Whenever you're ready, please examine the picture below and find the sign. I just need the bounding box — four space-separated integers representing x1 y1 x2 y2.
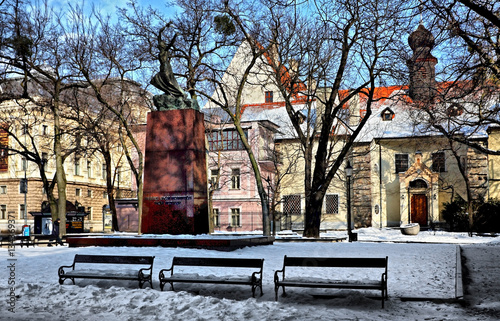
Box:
103 211 112 231
66 215 85 233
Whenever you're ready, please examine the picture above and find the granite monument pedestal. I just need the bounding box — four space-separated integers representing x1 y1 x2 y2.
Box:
141 109 209 235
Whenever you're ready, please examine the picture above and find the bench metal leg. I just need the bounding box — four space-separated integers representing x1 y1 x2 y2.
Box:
381 288 387 308
159 281 174 291
275 285 286 301
59 277 75 285
251 284 263 298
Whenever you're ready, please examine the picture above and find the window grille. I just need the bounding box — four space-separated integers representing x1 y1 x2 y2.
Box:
325 194 339 214
283 194 301 215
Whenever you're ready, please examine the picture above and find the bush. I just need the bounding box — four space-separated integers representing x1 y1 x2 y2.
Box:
442 197 500 233
441 196 470 232
474 199 500 233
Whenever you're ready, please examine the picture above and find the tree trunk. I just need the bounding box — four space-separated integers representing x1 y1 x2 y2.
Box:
136 176 143 235
233 122 270 236
303 193 323 237
53 98 67 237
103 150 119 231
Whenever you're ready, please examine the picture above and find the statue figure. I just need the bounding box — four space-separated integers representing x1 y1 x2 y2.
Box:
150 26 199 111
150 28 186 98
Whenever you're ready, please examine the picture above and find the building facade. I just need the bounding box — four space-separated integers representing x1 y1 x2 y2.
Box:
0 78 147 233
204 25 497 233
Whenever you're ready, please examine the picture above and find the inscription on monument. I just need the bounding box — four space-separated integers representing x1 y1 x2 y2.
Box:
144 193 195 218
145 195 193 206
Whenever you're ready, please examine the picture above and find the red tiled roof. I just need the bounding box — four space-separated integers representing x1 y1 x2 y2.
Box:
256 42 307 95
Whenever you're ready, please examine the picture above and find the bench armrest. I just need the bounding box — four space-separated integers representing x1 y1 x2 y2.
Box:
58 264 75 276
158 266 174 280
381 271 387 284
274 268 284 283
138 266 152 277
251 269 262 283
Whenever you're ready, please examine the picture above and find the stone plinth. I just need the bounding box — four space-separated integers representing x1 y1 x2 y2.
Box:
141 109 209 235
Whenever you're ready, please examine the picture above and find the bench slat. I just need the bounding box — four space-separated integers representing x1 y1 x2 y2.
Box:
283 256 387 268
172 257 263 268
74 254 154 265
277 281 383 289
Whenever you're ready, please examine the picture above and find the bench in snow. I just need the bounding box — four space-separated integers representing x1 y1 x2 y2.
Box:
58 254 155 289
274 256 388 308
158 257 264 297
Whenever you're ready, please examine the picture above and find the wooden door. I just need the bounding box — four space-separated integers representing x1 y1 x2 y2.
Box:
411 194 428 226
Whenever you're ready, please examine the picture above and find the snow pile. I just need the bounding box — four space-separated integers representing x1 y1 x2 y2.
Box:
1 228 499 320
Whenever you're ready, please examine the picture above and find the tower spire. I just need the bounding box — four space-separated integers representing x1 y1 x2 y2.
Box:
407 24 438 102
419 0 423 25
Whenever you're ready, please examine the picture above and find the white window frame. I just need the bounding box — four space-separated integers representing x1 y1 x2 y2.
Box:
231 168 241 189
230 208 241 227
74 157 81 176
213 208 220 227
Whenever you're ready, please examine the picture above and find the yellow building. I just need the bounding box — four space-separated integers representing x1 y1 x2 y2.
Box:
487 126 500 199
0 78 148 233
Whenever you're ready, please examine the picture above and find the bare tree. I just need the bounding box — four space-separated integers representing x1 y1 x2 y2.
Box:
65 81 138 232
118 0 279 234
406 0 500 231
63 5 152 234
419 0 500 154
0 0 93 236
248 0 412 237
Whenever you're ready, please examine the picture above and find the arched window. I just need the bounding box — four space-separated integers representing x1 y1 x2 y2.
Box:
410 179 427 189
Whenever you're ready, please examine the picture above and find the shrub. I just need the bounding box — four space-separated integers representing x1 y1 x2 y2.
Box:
474 199 500 233
441 196 470 232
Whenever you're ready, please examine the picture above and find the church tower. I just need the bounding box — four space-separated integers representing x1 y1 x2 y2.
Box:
407 24 438 102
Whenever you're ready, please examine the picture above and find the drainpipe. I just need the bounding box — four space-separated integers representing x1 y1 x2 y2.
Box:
379 142 383 228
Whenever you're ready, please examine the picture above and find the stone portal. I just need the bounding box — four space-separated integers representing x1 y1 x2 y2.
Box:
141 109 209 234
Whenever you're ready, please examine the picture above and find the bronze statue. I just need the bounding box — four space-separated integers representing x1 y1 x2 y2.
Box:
150 25 199 111
150 27 186 98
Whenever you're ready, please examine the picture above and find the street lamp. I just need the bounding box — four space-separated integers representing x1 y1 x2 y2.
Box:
345 161 354 242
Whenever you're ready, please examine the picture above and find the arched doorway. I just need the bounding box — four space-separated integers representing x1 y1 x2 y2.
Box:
410 179 428 226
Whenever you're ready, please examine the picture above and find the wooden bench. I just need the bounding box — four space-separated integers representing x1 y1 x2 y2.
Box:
274 256 388 308
0 234 66 247
159 257 264 297
58 254 155 289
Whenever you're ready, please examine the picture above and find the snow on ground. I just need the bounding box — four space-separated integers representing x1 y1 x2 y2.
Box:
2 228 500 321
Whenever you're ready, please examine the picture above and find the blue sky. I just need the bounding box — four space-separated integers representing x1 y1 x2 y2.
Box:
46 0 178 18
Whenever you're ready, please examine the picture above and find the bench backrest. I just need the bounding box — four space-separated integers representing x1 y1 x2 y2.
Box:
74 254 155 265
282 256 387 269
172 257 263 268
